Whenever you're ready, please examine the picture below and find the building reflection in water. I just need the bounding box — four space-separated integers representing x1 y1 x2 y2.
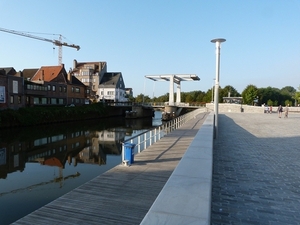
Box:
0 116 153 180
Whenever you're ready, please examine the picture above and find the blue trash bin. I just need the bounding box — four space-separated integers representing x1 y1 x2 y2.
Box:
124 143 136 164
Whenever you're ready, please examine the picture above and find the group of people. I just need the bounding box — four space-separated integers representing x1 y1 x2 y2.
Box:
265 105 273 114
277 104 289 118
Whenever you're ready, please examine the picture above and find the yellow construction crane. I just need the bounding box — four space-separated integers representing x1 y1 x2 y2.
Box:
0 27 80 65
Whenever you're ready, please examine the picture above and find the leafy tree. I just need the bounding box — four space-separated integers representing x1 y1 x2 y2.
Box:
135 94 151 103
267 99 273 106
281 86 296 96
241 85 258 105
258 87 280 106
284 100 292 106
128 95 135 102
293 85 300 106
219 85 240 103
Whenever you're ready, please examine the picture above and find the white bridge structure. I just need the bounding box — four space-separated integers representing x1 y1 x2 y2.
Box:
145 74 200 105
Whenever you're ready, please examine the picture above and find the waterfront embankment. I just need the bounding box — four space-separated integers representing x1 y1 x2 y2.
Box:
0 103 131 128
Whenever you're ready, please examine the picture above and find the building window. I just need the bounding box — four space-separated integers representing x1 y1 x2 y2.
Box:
10 95 14 103
13 80 18 94
52 85 56 91
51 98 56 104
75 87 80 93
64 87 66 92
59 86 62 92
72 87 74 92
108 91 114 95
48 85 51 90
33 97 39 104
18 96 21 104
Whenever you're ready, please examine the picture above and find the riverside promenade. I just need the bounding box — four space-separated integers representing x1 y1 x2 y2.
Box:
13 111 210 225
12 111 300 224
211 113 300 224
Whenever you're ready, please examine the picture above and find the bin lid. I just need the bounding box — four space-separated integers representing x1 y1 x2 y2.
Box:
124 143 136 148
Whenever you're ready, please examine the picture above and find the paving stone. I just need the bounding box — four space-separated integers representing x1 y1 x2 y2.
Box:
211 113 300 225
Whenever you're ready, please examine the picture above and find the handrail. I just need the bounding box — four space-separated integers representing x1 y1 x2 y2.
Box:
121 108 207 164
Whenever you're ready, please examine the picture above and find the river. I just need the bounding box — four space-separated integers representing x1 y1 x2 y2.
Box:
0 111 162 225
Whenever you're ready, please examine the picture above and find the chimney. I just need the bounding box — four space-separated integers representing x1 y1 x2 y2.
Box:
73 59 77 69
67 72 72 84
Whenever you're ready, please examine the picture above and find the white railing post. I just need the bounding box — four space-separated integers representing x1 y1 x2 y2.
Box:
144 133 147 150
138 136 141 153
122 143 125 162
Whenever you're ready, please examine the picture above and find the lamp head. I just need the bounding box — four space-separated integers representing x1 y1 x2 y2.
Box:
211 38 226 43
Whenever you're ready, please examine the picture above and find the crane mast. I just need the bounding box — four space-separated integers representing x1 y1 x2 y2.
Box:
0 27 80 65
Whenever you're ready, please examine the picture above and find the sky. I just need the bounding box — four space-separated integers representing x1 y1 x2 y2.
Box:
1 0 300 97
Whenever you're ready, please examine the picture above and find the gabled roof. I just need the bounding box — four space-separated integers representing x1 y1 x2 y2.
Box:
32 64 85 87
21 68 39 80
0 67 17 75
32 65 66 82
101 72 122 87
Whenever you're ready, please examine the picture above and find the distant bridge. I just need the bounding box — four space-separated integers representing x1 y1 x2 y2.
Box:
145 74 200 106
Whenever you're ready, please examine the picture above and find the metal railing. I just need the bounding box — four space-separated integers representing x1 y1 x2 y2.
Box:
121 108 207 164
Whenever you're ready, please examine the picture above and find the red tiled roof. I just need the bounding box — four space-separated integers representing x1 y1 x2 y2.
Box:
32 65 66 82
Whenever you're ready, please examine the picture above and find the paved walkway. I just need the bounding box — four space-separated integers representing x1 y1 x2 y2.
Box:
211 113 300 225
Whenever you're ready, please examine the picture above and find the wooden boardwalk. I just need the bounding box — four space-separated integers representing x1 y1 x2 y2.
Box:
13 112 208 225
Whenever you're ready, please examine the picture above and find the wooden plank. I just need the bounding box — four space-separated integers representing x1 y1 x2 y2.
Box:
13 113 208 225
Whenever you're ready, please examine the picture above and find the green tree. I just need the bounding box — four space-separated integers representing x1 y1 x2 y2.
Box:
267 99 273 106
292 85 300 106
135 94 151 103
219 85 240 103
281 86 296 96
242 85 258 105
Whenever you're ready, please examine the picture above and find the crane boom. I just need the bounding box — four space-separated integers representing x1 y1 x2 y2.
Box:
0 27 80 65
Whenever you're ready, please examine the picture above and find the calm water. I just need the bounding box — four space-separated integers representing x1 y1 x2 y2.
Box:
0 111 162 225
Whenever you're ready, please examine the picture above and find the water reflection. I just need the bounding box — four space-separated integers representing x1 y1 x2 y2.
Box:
0 116 154 179
0 112 161 225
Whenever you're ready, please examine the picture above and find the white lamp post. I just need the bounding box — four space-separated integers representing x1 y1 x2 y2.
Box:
211 78 215 102
211 38 226 138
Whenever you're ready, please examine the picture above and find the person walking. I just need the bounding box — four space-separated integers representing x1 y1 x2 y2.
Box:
284 104 289 118
269 105 273 114
278 105 283 118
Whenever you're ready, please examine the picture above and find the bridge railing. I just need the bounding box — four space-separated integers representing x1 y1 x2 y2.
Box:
105 101 205 108
121 108 207 164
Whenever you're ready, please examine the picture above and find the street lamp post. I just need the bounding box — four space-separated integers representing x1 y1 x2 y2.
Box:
211 78 215 102
211 38 226 138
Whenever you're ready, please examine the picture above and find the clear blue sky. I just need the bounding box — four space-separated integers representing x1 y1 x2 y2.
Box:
1 0 300 97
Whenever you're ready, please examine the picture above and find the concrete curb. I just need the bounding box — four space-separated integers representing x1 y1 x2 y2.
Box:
140 112 214 225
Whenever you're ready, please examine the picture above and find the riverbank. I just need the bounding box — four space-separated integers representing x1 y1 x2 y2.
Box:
0 103 131 128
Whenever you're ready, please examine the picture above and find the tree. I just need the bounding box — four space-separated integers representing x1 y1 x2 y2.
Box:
281 86 296 96
294 85 300 106
219 85 240 103
135 94 151 103
258 87 280 106
267 99 273 106
241 85 258 105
